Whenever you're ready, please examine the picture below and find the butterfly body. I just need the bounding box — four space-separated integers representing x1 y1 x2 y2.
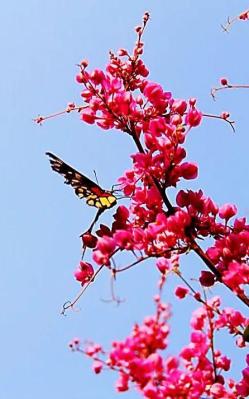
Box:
46 152 117 210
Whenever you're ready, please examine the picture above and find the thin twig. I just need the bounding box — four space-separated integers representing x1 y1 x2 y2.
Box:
61 265 105 315
203 290 218 381
116 256 149 273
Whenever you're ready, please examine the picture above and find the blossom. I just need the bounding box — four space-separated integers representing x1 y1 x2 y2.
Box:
219 203 237 221
74 261 94 283
199 271 215 287
175 286 189 299
185 108 202 127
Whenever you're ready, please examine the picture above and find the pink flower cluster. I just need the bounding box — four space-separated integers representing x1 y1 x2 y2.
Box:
73 18 248 324
76 51 202 136
60 13 249 399
206 216 249 295
71 295 248 399
236 354 249 397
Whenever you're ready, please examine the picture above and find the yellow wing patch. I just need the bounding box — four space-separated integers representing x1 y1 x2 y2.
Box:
46 152 117 210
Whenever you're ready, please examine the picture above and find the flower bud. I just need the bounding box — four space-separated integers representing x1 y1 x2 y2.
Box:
81 232 97 248
199 271 215 287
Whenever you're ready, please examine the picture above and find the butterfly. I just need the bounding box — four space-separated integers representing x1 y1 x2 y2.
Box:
46 152 117 210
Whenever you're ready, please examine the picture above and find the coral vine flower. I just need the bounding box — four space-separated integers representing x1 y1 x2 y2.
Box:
185 107 202 127
55 14 249 399
74 261 94 283
175 286 189 299
78 294 244 398
199 271 215 287
219 203 237 221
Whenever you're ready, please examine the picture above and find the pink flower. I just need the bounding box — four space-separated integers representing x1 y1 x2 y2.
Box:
96 236 116 254
171 99 187 115
199 271 215 287
239 11 249 20
75 73 84 83
92 250 110 266
114 205 129 222
156 258 171 274
113 230 134 250
116 373 129 392
74 261 94 283
148 117 167 136
210 383 226 397
206 247 220 263
143 381 158 399
219 203 237 221
81 108 96 124
175 286 189 299
180 162 198 179
92 360 103 374
165 356 179 370
185 108 202 127
81 231 97 248
220 77 228 86
143 81 171 110
90 69 105 84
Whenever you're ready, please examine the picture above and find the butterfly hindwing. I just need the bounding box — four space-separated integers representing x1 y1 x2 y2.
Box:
46 152 117 209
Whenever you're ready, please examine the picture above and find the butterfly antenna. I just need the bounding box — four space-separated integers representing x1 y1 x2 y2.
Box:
93 170 99 185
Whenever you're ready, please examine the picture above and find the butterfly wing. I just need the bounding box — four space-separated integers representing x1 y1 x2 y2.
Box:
46 152 117 209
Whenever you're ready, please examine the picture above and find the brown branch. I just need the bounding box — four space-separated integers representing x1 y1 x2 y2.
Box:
190 239 249 308
211 83 249 100
130 129 174 213
34 104 85 124
176 272 245 339
202 112 235 133
61 265 105 315
61 250 120 314
115 256 149 273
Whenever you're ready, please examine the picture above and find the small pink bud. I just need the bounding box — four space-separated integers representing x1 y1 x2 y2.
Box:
135 25 142 33
156 258 171 274
90 69 105 84
92 360 103 374
221 111 230 119
81 109 95 124
136 95 143 106
199 271 215 287
239 11 249 20
67 102 75 111
116 373 129 392
175 286 189 299
75 73 84 83
81 232 97 248
80 59 89 68
172 99 187 115
220 77 228 86
143 12 150 22
189 98 196 106
180 162 198 179
176 190 188 207
117 48 128 56
219 203 237 221
74 261 94 283
185 109 202 127
194 292 201 301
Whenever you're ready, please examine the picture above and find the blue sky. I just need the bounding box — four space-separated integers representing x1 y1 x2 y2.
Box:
1 1 249 398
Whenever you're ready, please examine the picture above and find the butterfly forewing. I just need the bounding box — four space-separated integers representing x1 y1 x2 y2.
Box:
46 152 117 209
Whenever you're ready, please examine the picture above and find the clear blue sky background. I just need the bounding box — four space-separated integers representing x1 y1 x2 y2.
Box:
1 1 249 398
